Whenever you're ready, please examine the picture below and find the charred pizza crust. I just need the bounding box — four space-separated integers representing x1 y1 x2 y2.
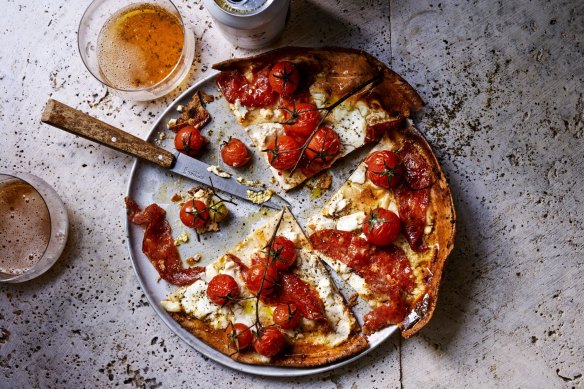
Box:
162 209 368 366
306 124 455 338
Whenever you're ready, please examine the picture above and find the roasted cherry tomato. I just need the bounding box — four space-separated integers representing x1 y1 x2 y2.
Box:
305 126 341 164
264 135 302 171
273 303 301 330
207 274 240 306
363 208 402 246
266 236 297 270
221 137 251 168
269 61 300 96
365 150 403 188
179 199 209 229
253 327 287 357
282 102 320 138
244 262 278 296
174 126 205 157
225 322 253 351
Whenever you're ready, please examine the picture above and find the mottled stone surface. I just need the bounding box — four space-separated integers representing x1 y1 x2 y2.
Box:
0 0 582 388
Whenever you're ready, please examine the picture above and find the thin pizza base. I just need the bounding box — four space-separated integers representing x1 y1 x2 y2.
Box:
213 47 424 191
306 124 455 338
162 208 368 366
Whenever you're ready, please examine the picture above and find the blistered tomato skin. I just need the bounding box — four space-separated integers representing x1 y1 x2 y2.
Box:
179 200 209 229
365 150 403 189
174 126 205 157
243 262 279 296
363 208 402 247
305 126 341 164
221 137 251 168
282 102 320 138
207 274 240 306
269 61 300 96
253 327 287 357
216 68 277 108
267 236 297 270
225 323 253 351
264 135 302 171
273 304 301 330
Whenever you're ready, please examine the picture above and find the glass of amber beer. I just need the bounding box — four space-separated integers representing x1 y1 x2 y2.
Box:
78 0 195 101
0 173 68 283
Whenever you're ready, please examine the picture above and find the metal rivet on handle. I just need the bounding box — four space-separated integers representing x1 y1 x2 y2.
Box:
111 137 117 143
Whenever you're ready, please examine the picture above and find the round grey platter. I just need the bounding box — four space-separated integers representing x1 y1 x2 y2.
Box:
125 73 397 376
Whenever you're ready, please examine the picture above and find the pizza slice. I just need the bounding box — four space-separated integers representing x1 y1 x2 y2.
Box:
161 208 368 366
306 124 455 337
212 47 423 190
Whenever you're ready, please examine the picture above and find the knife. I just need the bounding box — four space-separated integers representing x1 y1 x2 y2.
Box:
40 99 288 210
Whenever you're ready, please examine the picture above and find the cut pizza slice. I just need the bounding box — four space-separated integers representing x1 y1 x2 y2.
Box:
212 47 424 190
306 124 455 337
161 208 368 367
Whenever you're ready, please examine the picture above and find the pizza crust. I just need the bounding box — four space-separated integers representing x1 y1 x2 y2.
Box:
212 46 424 119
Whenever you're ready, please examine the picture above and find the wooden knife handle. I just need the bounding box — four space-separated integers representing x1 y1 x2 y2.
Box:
41 99 174 168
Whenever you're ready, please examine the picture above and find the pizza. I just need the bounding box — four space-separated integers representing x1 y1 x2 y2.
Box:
306 124 455 337
129 202 368 366
126 47 456 366
212 47 423 190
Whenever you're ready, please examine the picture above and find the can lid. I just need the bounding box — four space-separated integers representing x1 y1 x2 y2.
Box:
215 0 272 15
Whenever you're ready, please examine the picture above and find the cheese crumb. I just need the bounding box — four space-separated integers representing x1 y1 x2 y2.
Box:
236 177 265 188
174 231 190 246
207 165 232 178
167 118 177 129
246 189 274 204
186 254 202 266
176 104 184 112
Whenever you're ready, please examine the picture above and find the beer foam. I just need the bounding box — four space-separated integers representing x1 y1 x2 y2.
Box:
0 181 51 275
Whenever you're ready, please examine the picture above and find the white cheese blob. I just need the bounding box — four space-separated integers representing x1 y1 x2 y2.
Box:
230 100 248 123
330 105 367 153
207 165 232 178
350 165 367 185
336 211 366 232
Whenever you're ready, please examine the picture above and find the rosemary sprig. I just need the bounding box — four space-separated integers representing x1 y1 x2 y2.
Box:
253 209 286 330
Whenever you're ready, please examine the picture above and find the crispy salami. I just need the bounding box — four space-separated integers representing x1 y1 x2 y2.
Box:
126 198 204 286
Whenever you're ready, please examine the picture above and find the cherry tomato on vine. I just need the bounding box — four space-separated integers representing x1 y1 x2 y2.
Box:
253 327 287 357
221 137 251 168
281 102 320 138
179 199 209 229
244 262 278 296
174 126 205 157
365 150 403 188
305 126 341 164
266 236 297 270
273 304 301 330
207 274 240 306
269 61 300 96
363 208 402 246
225 322 253 351
264 135 302 171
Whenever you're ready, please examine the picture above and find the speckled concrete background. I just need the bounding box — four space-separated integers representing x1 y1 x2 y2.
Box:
1 0 582 388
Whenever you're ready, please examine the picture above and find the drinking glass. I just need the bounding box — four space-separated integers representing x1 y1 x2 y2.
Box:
78 0 195 101
0 173 68 283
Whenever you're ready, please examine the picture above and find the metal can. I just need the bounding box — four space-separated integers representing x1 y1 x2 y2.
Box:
203 0 290 49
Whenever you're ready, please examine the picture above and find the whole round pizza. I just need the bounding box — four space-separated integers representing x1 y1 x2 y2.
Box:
127 47 455 368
